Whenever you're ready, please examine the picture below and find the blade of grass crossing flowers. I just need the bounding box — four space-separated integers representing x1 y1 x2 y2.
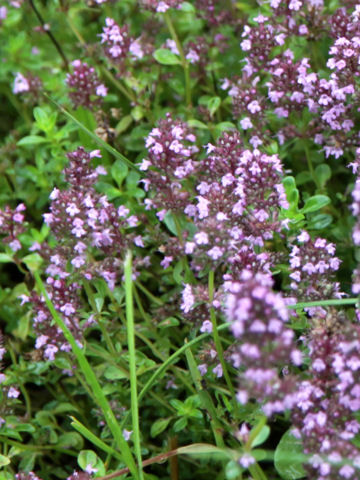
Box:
33 272 139 480
185 343 225 448
120 295 355 428
44 94 139 172
124 250 144 480
70 417 123 462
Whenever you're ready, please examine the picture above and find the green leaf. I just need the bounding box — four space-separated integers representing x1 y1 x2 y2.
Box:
19 451 36 472
115 115 133 134
180 1 195 12
307 213 333 230
111 160 128 187
173 416 188 432
213 122 236 136
151 417 172 437
207 96 221 116
178 443 231 459
251 425 270 448
21 253 43 272
153 48 181 65
17 135 47 146
300 194 331 214
33 106 48 126
0 254 13 263
0 454 11 467
225 460 243 479
33 107 56 133
131 106 144 121
187 119 209 130
315 164 331 187
52 402 78 414
57 432 84 449
173 259 184 284
78 450 97 470
274 429 306 480
104 365 128 380
158 317 180 328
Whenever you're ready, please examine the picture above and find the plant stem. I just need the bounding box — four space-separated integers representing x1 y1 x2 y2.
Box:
29 0 69 70
34 271 139 480
83 280 117 356
124 251 144 480
163 11 192 109
97 448 181 480
185 344 225 448
289 297 359 309
135 280 164 306
208 270 235 398
66 12 86 46
304 143 320 189
6 342 32 418
100 66 137 104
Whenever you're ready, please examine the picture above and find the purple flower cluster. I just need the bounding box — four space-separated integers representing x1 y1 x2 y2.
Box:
141 113 198 219
12 72 42 103
183 133 288 269
139 0 183 13
221 3 360 158
26 147 144 359
15 474 42 480
225 270 301 416
43 147 141 281
66 60 107 110
289 231 342 313
100 18 143 72
0 203 26 252
291 314 360 479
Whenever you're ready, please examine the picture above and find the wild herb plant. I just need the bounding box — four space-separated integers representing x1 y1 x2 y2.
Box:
1 0 360 479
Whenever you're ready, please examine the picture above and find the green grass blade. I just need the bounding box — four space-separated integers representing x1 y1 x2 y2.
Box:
33 272 139 480
44 94 139 172
70 417 123 461
288 298 358 309
124 251 144 480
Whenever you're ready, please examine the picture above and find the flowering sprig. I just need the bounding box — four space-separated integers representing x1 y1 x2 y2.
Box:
184 135 288 269
0 203 26 253
288 231 343 315
141 113 198 219
225 270 302 417
291 311 360 480
66 60 107 110
26 147 144 359
100 18 144 72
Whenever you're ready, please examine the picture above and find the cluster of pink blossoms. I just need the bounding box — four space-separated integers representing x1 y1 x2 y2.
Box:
139 0 183 12
289 231 342 312
23 147 145 360
291 314 360 480
0 203 26 252
183 133 288 269
13 72 42 103
99 18 143 72
66 60 107 110
225 270 301 416
140 113 198 219
221 2 360 158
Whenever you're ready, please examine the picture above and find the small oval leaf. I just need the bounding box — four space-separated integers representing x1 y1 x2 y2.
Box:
153 49 181 65
274 429 306 480
301 194 330 214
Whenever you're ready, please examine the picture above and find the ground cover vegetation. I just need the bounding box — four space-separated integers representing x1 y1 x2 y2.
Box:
0 0 360 478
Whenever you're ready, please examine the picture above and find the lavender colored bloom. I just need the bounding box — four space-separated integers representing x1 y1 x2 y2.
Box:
66 60 107 110
226 271 301 415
